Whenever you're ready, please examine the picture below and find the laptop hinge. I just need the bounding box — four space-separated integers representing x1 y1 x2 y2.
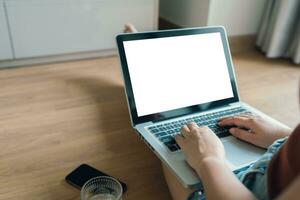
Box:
151 102 242 123
229 101 241 106
152 115 184 123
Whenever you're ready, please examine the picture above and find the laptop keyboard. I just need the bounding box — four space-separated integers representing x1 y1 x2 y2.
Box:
147 107 250 152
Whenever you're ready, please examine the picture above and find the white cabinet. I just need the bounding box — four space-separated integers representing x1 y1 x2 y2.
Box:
0 0 13 60
6 0 158 59
160 0 266 36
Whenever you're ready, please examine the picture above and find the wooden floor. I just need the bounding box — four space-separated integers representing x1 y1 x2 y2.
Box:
0 51 299 200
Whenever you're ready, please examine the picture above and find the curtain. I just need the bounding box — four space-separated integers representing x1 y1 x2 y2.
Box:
256 0 300 64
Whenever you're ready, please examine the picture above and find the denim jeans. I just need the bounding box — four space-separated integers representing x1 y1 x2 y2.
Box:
187 137 287 200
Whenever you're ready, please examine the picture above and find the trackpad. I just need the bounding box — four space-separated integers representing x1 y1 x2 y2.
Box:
222 137 265 168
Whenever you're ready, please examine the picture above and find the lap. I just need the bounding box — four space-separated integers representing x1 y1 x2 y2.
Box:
162 163 195 200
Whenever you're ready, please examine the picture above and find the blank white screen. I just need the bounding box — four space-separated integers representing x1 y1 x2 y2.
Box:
124 33 234 117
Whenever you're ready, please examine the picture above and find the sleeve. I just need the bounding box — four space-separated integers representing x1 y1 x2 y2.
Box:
267 124 300 199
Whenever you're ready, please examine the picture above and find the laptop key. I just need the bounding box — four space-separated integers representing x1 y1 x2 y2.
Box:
155 132 166 137
217 131 230 138
168 145 178 152
160 136 173 143
158 127 164 131
202 121 210 125
164 140 180 151
151 128 159 133
164 139 175 146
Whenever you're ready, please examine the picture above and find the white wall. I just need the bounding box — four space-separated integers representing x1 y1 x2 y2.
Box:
160 0 267 36
0 0 13 60
207 0 267 36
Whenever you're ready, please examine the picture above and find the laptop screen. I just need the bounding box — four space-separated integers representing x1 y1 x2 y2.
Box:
123 32 234 117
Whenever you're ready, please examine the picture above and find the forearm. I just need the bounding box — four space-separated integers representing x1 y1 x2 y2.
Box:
281 126 292 137
196 158 257 200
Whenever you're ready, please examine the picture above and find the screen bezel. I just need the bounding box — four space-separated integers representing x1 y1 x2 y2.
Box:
116 26 239 125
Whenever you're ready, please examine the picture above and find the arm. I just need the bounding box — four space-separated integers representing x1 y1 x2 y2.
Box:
175 124 257 200
276 175 300 200
196 158 256 200
175 114 292 200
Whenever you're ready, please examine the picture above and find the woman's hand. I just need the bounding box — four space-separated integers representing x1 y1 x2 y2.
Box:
218 114 291 148
175 123 226 176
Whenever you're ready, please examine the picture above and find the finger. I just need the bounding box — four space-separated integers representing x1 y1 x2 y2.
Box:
218 115 235 121
229 128 255 144
240 114 261 121
219 112 257 122
180 125 190 138
192 125 209 137
187 122 198 132
198 125 210 132
219 114 251 122
202 126 216 137
238 112 257 118
175 134 185 147
218 116 253 129
238 114 253 119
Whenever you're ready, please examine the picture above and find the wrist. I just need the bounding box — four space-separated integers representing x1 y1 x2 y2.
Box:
277 125 292 137
282 127 292 136
195 157 228 178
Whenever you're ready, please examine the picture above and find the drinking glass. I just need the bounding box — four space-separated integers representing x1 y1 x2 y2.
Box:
81 176 123 200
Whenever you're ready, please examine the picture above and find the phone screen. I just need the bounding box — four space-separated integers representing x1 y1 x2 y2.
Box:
65 164 127 192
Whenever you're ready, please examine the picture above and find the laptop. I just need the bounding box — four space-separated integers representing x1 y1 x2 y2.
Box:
116 26 288 188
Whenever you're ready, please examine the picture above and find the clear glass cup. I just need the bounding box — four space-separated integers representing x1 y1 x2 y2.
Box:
81 176 123 200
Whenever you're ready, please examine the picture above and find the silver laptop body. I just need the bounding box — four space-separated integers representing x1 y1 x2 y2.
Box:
116 26 289 188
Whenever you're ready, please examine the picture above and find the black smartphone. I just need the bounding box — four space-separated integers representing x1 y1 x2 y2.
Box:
65 164 127 193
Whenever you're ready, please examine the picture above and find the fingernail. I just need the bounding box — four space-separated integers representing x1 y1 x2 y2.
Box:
229 128 235 134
